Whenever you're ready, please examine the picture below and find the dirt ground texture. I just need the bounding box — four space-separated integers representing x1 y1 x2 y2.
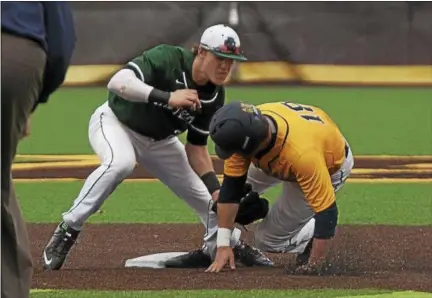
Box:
30 224 432 291
19 156 432 292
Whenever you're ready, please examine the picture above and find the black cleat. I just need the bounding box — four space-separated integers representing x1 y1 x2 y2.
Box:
42 221 80 270
164 248 212 268
234 240 274 267
295 238 314 267
164 241 274 268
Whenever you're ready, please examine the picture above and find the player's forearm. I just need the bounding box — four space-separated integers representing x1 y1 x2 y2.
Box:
309 201 338 265
185 143 220 197
185 143 214 177
216 203 239 247
107 69 170 104
216 175 246 246
217 203 239 229
308 238 331 264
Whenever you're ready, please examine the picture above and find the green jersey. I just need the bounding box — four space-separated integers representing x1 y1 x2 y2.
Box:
108 44 225 143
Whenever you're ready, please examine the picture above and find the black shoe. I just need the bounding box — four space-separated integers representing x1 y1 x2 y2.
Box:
164 248 212 268
234 240 274 267
42 221 80 270
295 238 313 267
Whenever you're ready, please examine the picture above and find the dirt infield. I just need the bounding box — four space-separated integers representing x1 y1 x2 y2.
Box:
30 224 432 291
21 155 432 292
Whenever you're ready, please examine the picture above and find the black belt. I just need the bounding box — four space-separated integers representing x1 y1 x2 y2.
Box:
345 144 349 158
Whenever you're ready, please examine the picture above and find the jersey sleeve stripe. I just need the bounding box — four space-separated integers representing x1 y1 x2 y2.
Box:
127 62 144 81
189 124 209 135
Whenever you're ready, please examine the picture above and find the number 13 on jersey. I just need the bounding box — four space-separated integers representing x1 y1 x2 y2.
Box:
281 102 325 124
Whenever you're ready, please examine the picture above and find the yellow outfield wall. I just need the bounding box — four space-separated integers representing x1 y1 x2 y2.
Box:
63 63 432 87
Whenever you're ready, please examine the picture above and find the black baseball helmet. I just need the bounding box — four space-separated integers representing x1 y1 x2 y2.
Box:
209 101 269 160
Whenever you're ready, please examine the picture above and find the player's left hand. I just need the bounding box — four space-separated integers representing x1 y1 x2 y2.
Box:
294 262 325 276
205 246 235 273
293 238 331 275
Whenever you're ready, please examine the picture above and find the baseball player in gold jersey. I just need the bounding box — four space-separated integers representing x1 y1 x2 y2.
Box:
205 100 354 274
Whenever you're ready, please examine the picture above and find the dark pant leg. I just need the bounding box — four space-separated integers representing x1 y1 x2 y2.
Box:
1 32 46 298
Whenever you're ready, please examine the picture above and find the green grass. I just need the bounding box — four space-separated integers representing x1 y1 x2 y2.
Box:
17 86 432 297
18 86 432 155
17 181 432 225
29 289 432 298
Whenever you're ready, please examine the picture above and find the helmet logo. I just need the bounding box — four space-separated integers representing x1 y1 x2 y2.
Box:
218 36 240 54
240 102 260 118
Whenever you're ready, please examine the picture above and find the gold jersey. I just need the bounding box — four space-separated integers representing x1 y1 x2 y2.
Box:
224 101 347 212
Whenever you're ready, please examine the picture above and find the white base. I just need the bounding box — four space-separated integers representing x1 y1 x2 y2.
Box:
124 252 189 269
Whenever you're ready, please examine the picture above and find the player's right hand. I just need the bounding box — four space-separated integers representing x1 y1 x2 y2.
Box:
205 246 236 273
168 89 201 110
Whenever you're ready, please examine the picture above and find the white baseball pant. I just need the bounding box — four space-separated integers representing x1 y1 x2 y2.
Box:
62 101 241 253
247 143 354 254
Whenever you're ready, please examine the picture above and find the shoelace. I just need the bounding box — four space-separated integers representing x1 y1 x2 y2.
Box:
250 246 266 257
54 230 76 255
240 242 266 257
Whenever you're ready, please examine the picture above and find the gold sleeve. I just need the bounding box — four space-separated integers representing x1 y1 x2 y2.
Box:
223 154 251 177
292 151 336 213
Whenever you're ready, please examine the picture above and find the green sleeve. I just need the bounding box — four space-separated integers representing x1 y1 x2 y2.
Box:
124 44 180 85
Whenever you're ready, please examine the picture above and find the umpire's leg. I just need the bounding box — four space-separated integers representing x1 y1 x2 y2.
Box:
1 32 46 298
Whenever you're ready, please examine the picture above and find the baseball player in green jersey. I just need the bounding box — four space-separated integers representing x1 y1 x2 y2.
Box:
42 24 273 270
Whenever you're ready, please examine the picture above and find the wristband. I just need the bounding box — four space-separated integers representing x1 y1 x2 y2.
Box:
217 228 232 247
201 171 221 195
148 88 170 105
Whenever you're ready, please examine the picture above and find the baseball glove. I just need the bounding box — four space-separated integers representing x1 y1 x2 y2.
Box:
212 183 269 226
